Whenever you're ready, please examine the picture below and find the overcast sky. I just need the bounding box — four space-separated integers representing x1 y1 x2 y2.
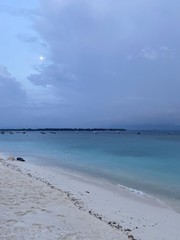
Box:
0 0 180 129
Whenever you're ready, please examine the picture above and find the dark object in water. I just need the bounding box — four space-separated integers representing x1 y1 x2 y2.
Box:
16 157 25 162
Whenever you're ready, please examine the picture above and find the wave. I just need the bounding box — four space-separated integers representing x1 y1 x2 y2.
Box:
117 184 147 196
117 184 170 209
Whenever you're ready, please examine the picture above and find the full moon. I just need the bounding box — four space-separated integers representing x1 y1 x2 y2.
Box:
39 56 44 61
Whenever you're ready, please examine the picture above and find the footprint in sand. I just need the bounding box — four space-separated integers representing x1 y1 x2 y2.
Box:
47 225 55 232
57 214 65 217
41 208 51 213
62 233 89 240
32 223 42 228
15 210 33 216
7 219 18 224
62 234 78 240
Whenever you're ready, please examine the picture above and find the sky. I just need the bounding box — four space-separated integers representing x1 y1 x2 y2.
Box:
0 0 180 129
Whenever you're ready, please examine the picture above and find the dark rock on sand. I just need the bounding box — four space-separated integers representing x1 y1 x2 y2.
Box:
16 157 25 162
124 228 131 232
128 234 138 240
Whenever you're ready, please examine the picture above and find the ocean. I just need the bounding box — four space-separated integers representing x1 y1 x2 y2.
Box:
0 130 180 212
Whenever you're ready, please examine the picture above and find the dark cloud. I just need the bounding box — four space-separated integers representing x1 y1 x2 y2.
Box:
16 33 48 48
0 66 27 107
28 63 78 86
25 0 180 128
0 66 29 127
16 33 38 43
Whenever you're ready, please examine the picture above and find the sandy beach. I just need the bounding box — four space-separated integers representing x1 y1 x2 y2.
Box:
0 157 180 240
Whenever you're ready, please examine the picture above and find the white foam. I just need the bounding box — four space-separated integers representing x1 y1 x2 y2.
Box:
117 184 146 196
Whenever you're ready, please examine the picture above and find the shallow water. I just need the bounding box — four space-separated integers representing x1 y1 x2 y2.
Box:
0 130 180 212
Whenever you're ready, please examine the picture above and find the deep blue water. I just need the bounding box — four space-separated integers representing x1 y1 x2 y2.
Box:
0 130 180 211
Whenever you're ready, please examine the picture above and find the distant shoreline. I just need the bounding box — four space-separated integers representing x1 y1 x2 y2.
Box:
0 128 126 132
1 128 180 132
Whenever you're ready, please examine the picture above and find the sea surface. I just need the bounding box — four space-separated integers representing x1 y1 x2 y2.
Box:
0 130 180 212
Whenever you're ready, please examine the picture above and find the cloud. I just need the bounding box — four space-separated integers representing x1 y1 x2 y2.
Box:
140 48 158 61
32 0 180 72
0 65 29 127
16 33 48 48
23 0 180 128
0 65 66 128
28 63 78 86
0 65 27 107
0 4 38 19
137 47 176 61
16 33 38 43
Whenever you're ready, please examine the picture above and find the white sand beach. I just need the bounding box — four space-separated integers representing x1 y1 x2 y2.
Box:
0 157 180 240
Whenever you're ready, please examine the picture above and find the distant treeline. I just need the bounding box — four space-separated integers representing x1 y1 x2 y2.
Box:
0 128 126 132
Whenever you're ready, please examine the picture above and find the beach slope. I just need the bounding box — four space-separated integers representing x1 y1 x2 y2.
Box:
1 159 180 240
0 162 126 240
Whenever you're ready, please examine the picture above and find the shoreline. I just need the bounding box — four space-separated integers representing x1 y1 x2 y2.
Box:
1 150 177 212
2 152 170 210
1 156 180 240
7 151 180 213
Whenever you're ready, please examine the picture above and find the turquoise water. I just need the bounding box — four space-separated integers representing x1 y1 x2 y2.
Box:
0 131 180 211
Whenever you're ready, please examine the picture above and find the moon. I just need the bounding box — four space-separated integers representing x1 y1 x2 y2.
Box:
39 56 44 61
